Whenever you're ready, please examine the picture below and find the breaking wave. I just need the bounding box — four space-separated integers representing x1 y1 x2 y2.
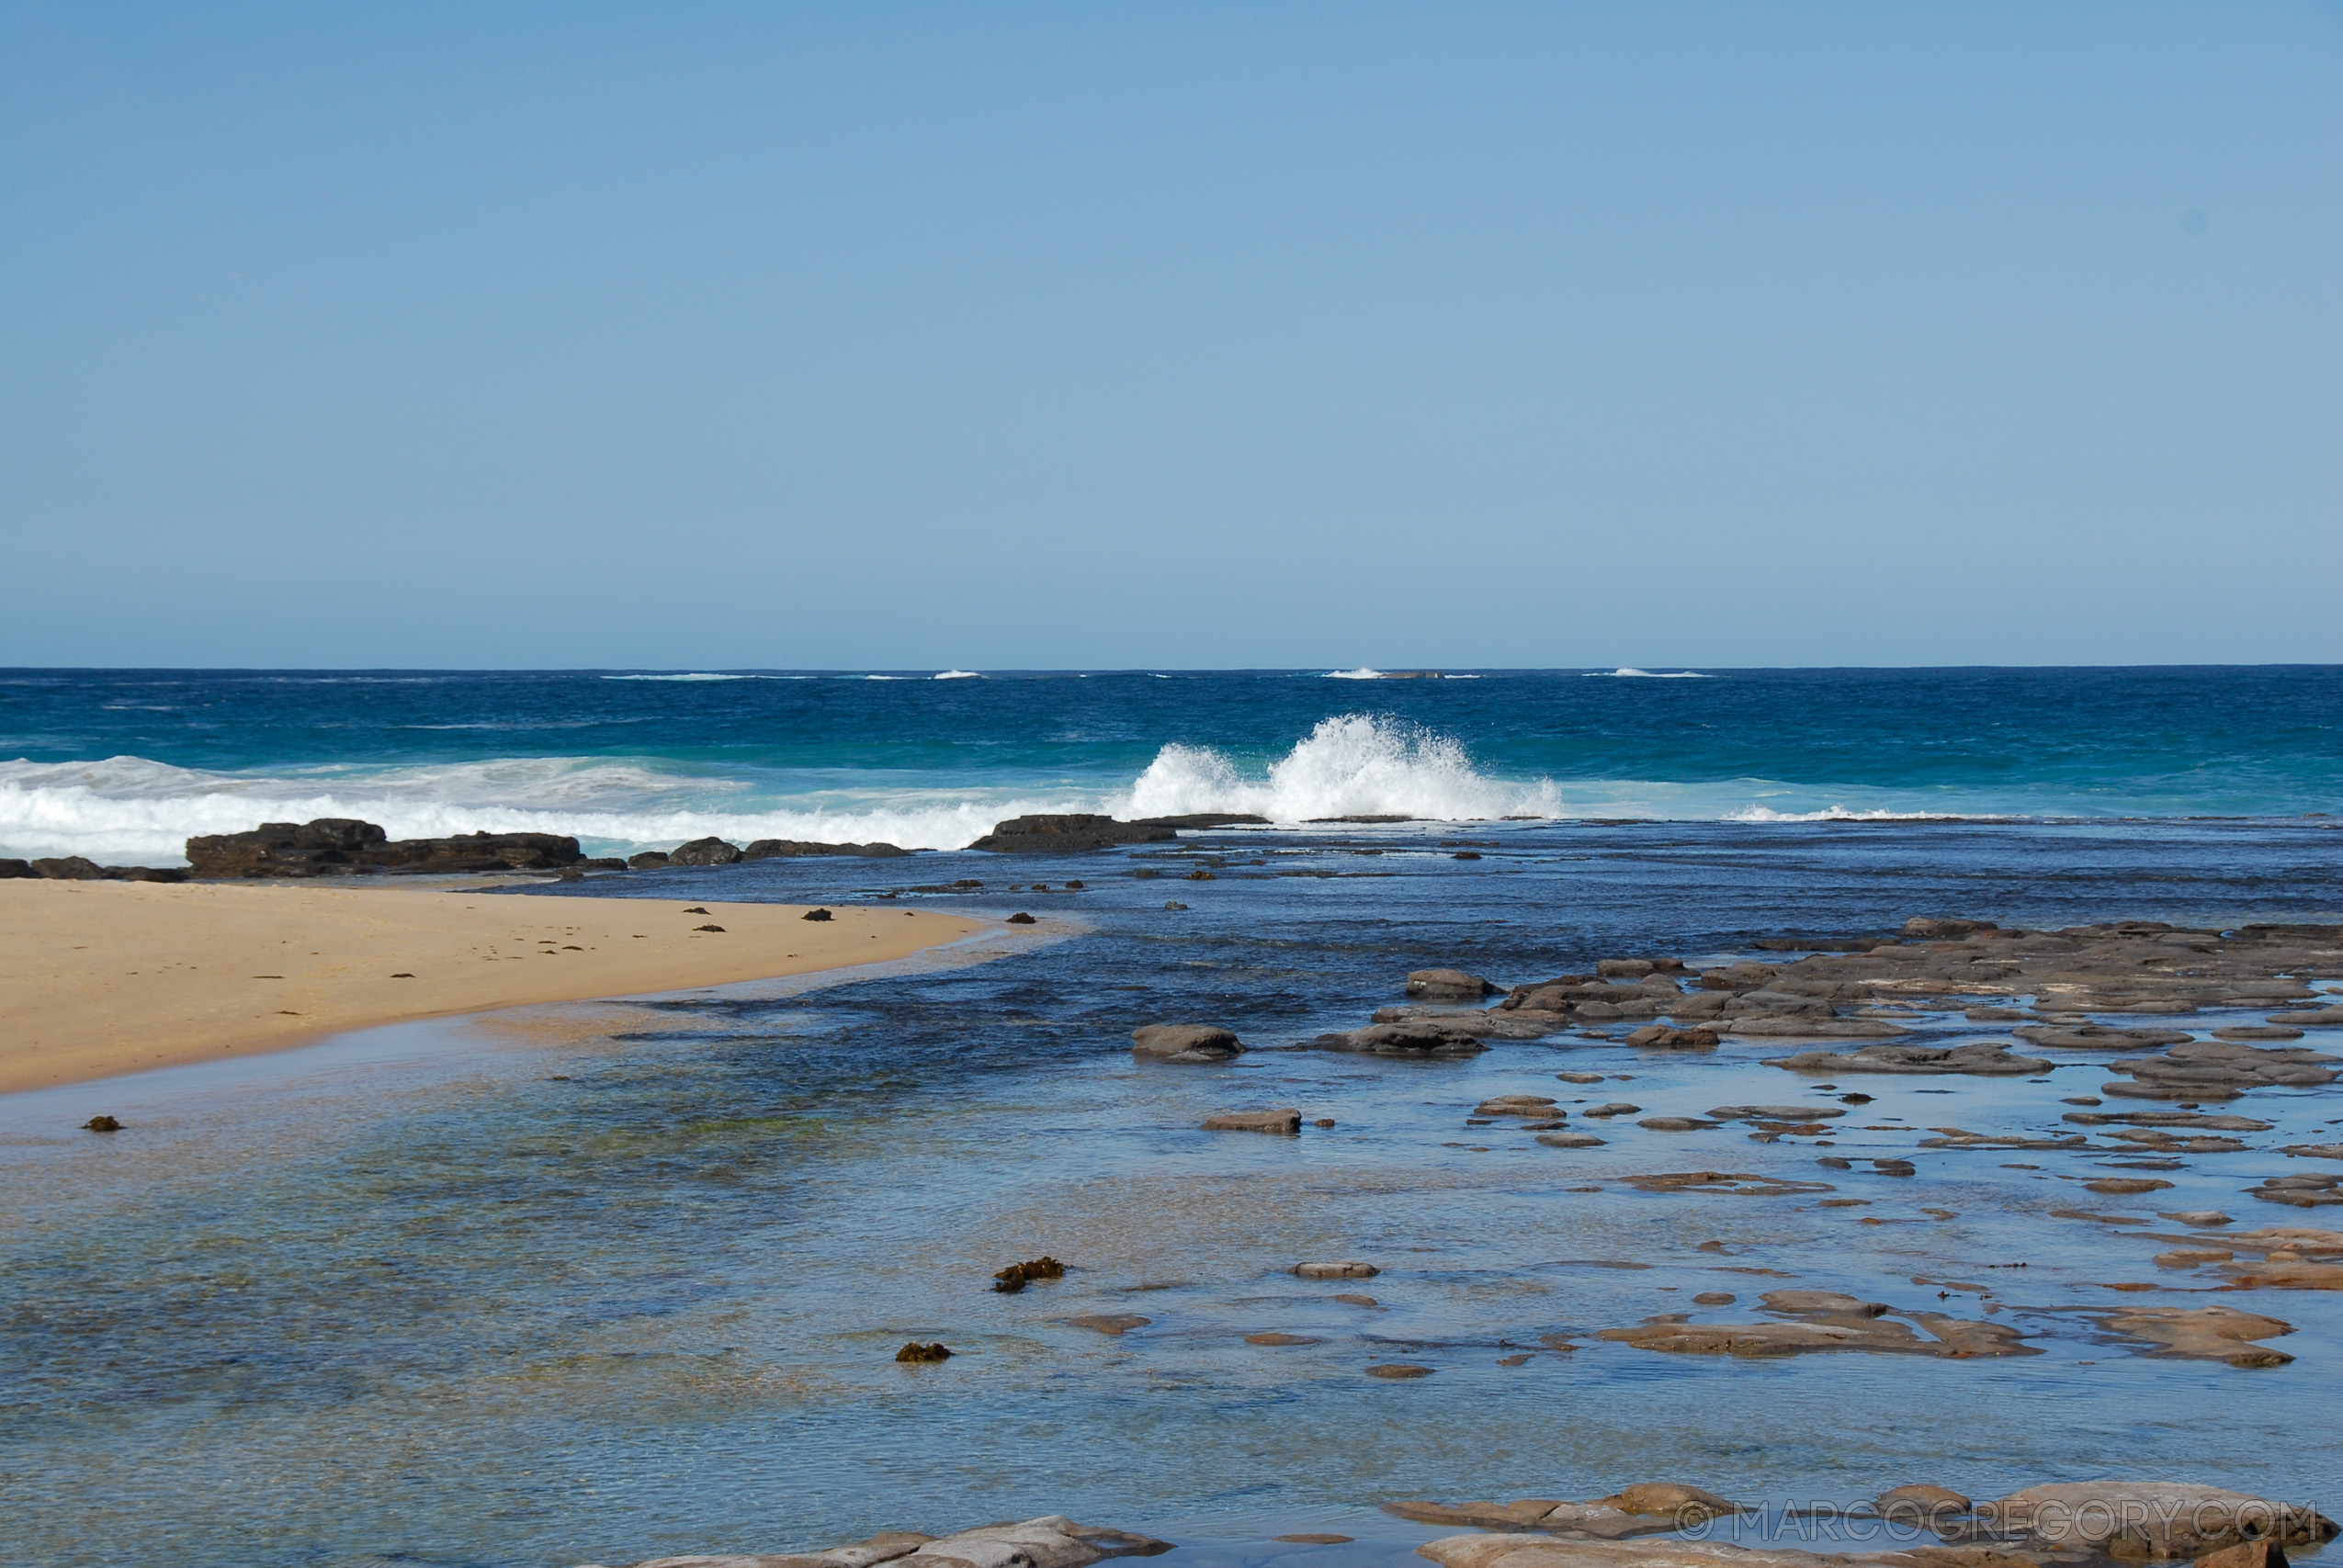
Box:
1119 715 1559 823
1588 668 1712 679
0 756 1078 863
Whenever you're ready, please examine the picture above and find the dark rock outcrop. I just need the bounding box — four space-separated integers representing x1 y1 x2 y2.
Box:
742 838 914 858
32 855 107 879
0 858 33 878
665 836 744 866
968 815 1180 853
186 818 583 877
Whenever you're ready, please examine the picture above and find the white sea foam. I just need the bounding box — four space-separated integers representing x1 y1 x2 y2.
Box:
0 755 1087 863
1118 715 1560 823
934 670 982 680
1322 668 1386 680
1589 668 1712 679
1722 804 2000 823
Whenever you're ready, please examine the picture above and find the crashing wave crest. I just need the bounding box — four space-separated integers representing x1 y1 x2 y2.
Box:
1120 715 1558 823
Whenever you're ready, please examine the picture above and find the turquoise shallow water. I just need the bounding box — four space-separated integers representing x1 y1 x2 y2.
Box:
6 816 2343 1567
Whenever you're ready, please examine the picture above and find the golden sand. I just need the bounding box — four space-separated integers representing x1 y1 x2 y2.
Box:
0 878 989 1093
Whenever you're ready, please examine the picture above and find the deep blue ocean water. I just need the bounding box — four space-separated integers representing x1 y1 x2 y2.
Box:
2 666 2338 863
5 667 2343 1568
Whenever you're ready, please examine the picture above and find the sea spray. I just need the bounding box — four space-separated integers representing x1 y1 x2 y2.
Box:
1120 715 1561 823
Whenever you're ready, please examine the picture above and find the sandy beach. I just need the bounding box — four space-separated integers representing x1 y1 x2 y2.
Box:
0 878 990 1094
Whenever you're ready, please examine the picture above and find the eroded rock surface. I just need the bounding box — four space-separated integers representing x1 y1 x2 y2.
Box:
1770 1042 2050 1077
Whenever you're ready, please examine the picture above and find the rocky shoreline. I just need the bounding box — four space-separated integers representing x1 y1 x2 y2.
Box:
578 1481 2335 1568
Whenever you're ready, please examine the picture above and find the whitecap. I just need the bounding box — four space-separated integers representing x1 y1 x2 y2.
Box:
1118 715 1560 823
1587 668 1712 679
603 672 747 682
1322 668 1385 680
933 670 982 680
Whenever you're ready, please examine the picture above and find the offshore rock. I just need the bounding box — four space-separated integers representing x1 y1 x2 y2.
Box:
968 815 1180 853
667 836 745 866
743 838 915 858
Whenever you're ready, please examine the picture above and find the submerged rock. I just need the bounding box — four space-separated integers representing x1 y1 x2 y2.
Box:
1597 1290 2036 1359
2085 1304 2296 1367
1294 1260 1379 1279
893 1342 953 1362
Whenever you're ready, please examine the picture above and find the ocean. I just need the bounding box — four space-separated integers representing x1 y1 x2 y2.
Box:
4 666 2341 1568
3 666 2340 863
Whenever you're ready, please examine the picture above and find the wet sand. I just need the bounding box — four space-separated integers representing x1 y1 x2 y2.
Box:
0 878 990 1093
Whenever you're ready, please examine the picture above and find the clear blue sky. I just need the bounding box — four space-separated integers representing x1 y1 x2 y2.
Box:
4 3 2337 670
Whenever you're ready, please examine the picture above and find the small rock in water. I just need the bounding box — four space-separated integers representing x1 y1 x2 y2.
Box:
1692 1292 1737 1305
1408 968 1495 998
1365 1362 1433 1379
1294 1260 1379 1279
1536 1132 1606 1148
1331 1293 1378 1306
1131 1023 1244 1063
1007 912 1036 924
1162 901 1188 911
992 1256 1066 1292
2162 1210 2235 1226
1313 1117 1336 1128
2088 1178 2176 1195
802 908 833 921
1582 1102 1643 1118
83 1115 122 1133
1556 1071 1607 1084
894 1341 954 1362
1202 1108 1302 1134
1245 1332 1321 1346
1068 1314 1150 1336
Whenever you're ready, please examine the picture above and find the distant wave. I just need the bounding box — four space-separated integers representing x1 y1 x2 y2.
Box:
1119 715 1560 823
1723 804 2009 824
1323 668 1385 680
934 670 982 680
1588 668 1711 679
604 672 750 682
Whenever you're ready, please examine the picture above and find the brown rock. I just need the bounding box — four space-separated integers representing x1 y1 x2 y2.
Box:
1202 1108 1302 1134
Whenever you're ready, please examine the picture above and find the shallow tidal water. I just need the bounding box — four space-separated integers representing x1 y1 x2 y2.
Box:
6 818 2343 1568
